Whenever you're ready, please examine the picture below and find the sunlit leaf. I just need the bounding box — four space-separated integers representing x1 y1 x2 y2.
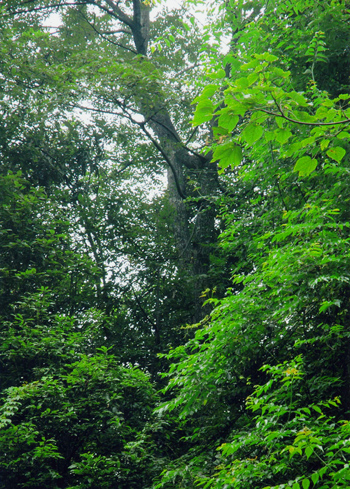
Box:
193 100 214 126
293 156 318 176
213 143 242 169
326 146 346 163
241 123 263 145
218 112 239 132
275 128 292 144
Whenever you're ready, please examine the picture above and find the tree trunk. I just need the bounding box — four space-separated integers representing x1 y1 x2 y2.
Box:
126 1 219 320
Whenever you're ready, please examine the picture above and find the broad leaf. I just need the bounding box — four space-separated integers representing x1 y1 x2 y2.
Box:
218 112 239 132
241 123 264 145
213 142 242 170
275 128 292 145
293 156 318 176
193 100 214 126
326 146 346 163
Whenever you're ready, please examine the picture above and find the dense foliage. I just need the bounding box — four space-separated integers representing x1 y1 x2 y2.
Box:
1 0 350 488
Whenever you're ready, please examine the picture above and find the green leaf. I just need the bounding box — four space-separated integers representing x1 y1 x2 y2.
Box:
305 446 314 459
294 111 315 122
302 479 310 489
215 69 226 79
193 100 214 126
320 139 330 150
224 95 247 116
247 72 259 85
236 77 249 89
300 136 316 148
293 156 318 176
271 66 290 78
231 145 243 166
326 146 346 163
275 128 292 144
213 143 242 170
337 131 350 140
218 113 239 132
251 111 270 124
241 59 260 71
241 123 264 145
289 91 309 107
311 472 319 485
319 301 332 313
262 53 279 62
198 84 219 100
276 117 284 129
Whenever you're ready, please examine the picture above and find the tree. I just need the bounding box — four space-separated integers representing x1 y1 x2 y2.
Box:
0 5 217 485
153 0 350 487
0 3 205 377
2 0 223 322
0 336 157 488
0 171 161 488
3 0 350 487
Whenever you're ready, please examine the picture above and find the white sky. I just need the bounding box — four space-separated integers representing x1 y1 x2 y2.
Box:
43 0 209 31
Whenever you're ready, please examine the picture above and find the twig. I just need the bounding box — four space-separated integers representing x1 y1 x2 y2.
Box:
260 107 350 126
79 10 137 54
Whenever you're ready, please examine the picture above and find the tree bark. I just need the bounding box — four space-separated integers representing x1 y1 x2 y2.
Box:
125 1 219 320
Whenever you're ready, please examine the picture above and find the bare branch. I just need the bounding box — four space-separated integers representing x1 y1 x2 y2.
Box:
79 10 137 54
5 2 87 17
101 29 132 35
5 0 134 30
114 160 136 174
72 103 127 118
184 126 198 146
131 285 156 330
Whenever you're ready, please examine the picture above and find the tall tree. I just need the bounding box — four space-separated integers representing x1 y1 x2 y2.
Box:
3 0 222 321
153 0 350 487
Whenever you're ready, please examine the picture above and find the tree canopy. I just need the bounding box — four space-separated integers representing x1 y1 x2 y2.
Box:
1 0 350 488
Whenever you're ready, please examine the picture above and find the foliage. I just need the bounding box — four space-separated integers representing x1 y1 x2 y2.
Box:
0 2 210 486
153 0 350 487
0 172 161 488
2 0 350 488
199 357 350 489
0 171 100 322
0 342 157 488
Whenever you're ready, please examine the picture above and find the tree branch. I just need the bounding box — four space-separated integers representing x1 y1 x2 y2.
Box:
79 10 137 54
260 106 350 126
131 285 156 330
102 29 132 35
5 0 134 30
71 102 187 199
115 160 136 174
102 0 134 29
5 1 87 17
145 109 207 163
139 124 187 200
